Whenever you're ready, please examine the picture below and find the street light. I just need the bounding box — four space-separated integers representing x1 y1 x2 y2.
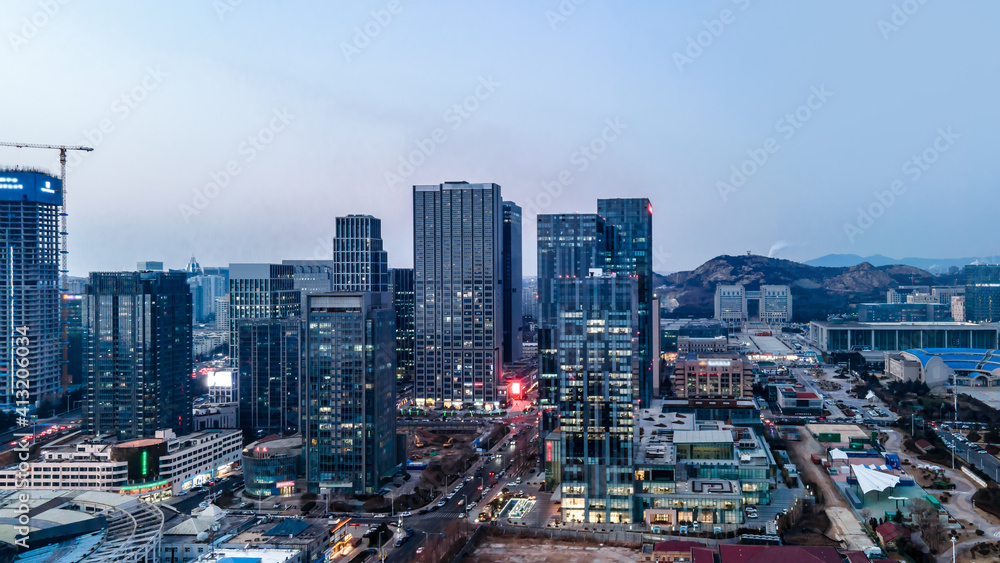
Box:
951 535 957 563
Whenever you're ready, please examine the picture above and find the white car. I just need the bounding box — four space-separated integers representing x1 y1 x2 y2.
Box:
400 511 412 517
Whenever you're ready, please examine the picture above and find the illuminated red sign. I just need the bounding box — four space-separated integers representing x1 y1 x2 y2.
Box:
511 381 522 397
545 441 552 462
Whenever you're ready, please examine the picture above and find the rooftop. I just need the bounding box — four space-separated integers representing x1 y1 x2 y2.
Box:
673 430 734 444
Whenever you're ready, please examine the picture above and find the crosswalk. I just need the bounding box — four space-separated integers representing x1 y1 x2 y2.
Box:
426 511 468 519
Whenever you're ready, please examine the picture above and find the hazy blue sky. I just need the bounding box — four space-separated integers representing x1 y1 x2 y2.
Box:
3 1 998 275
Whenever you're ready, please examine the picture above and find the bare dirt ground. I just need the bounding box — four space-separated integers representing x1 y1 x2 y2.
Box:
468 539 638 563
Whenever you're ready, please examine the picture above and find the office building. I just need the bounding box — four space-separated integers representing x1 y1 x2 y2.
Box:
714 284 792 323
672 353 754 399
502 200 523 364
187 273 227 323
522 276 539 322
391 268 415 382
304 293 396 494
965 265 1000 322
282 259 334 311
237 318 301 442
0 428 241 498
857 302 951 323
243 435 303 497
137 261 164 271
413 182 503 409
952 295 966 322
537 213 607 446
660 319 730 354
227 263 300 363
599 198 653 407
84 271 193 440
887 285 931 304
809 320 999 352
63 293 86 386
332 215 389 292
206 369 235 403
677 336 728 354
193 402 238 430
554 270 637 524
0 170 63 406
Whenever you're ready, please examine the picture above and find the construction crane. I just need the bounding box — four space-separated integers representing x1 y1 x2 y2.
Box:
0 142 93 290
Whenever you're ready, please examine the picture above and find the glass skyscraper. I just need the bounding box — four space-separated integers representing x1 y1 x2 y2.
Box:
333 215 389 292
237 318 301 442
965 264 1000 322
537 214 607 449
502 201 523 364
227 263 300 363
83 271 193 440
555 272 638 524
304 293 396 494
0 170 63 406
413 182 504 409
599 198 653 407
390 268 415 382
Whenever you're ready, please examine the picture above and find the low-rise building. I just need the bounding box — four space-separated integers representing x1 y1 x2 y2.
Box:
677 336 728 355
223 519 330 563
191 548 304 563
0 429 241 499
672 353 754 399
774 386 822 415
808 321 999 353
633 401 776 530
243 435 302 497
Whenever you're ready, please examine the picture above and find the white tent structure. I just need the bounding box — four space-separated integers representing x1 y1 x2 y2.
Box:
851 464 900 495
830 449 849 461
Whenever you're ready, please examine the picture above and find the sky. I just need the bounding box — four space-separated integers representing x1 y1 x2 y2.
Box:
3 1 999 276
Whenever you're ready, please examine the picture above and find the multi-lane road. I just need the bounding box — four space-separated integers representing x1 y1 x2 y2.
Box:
937 430 1000 482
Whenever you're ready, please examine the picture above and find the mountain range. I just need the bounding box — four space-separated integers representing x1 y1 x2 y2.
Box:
654 254 962 322
804 254 998 273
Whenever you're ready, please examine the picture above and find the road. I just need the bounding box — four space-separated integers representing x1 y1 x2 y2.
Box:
386 418 538 563
938 430 1000 483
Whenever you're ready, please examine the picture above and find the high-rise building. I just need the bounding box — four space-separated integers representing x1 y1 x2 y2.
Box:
502 201 523 364
537 214 607 450
333 215 389 292
0 170 63 406
413 182 504 409
83 271 193 440
136 261 164 272
554 270 637 524
965 265 1000 322
599 198 653 407
304 293 396 494
390 268 415 382
188 274 227 323
282 259 333 312
237 319 301 442
227 263 300 363
63 294 85 386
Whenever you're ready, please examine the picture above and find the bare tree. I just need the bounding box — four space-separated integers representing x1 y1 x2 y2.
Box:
909 498 947 553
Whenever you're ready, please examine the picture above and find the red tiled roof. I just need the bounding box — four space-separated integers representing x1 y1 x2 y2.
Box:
795 392 820 399
692 547 716 563
841 551 870 563
915 439 933 450
653 541 708 553
876 521 911 542
719 545 843 563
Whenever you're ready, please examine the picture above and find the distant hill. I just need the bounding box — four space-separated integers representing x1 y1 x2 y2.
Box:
806 253 997 274
656 254 937 322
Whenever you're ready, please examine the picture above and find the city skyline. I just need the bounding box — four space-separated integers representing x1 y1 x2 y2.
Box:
4 2 999 276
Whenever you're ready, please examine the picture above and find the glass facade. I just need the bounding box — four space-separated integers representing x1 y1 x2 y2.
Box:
228 263 300 364
333 215 389 292
390 268 415 382
813 322 999 352
0 170 63 405
237 318 301 442
413 183 503 409
243 437 302 497
304 293 396 494
556 274 638 524
84 272 193 440
502 201 523 364
966 265 1000 322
